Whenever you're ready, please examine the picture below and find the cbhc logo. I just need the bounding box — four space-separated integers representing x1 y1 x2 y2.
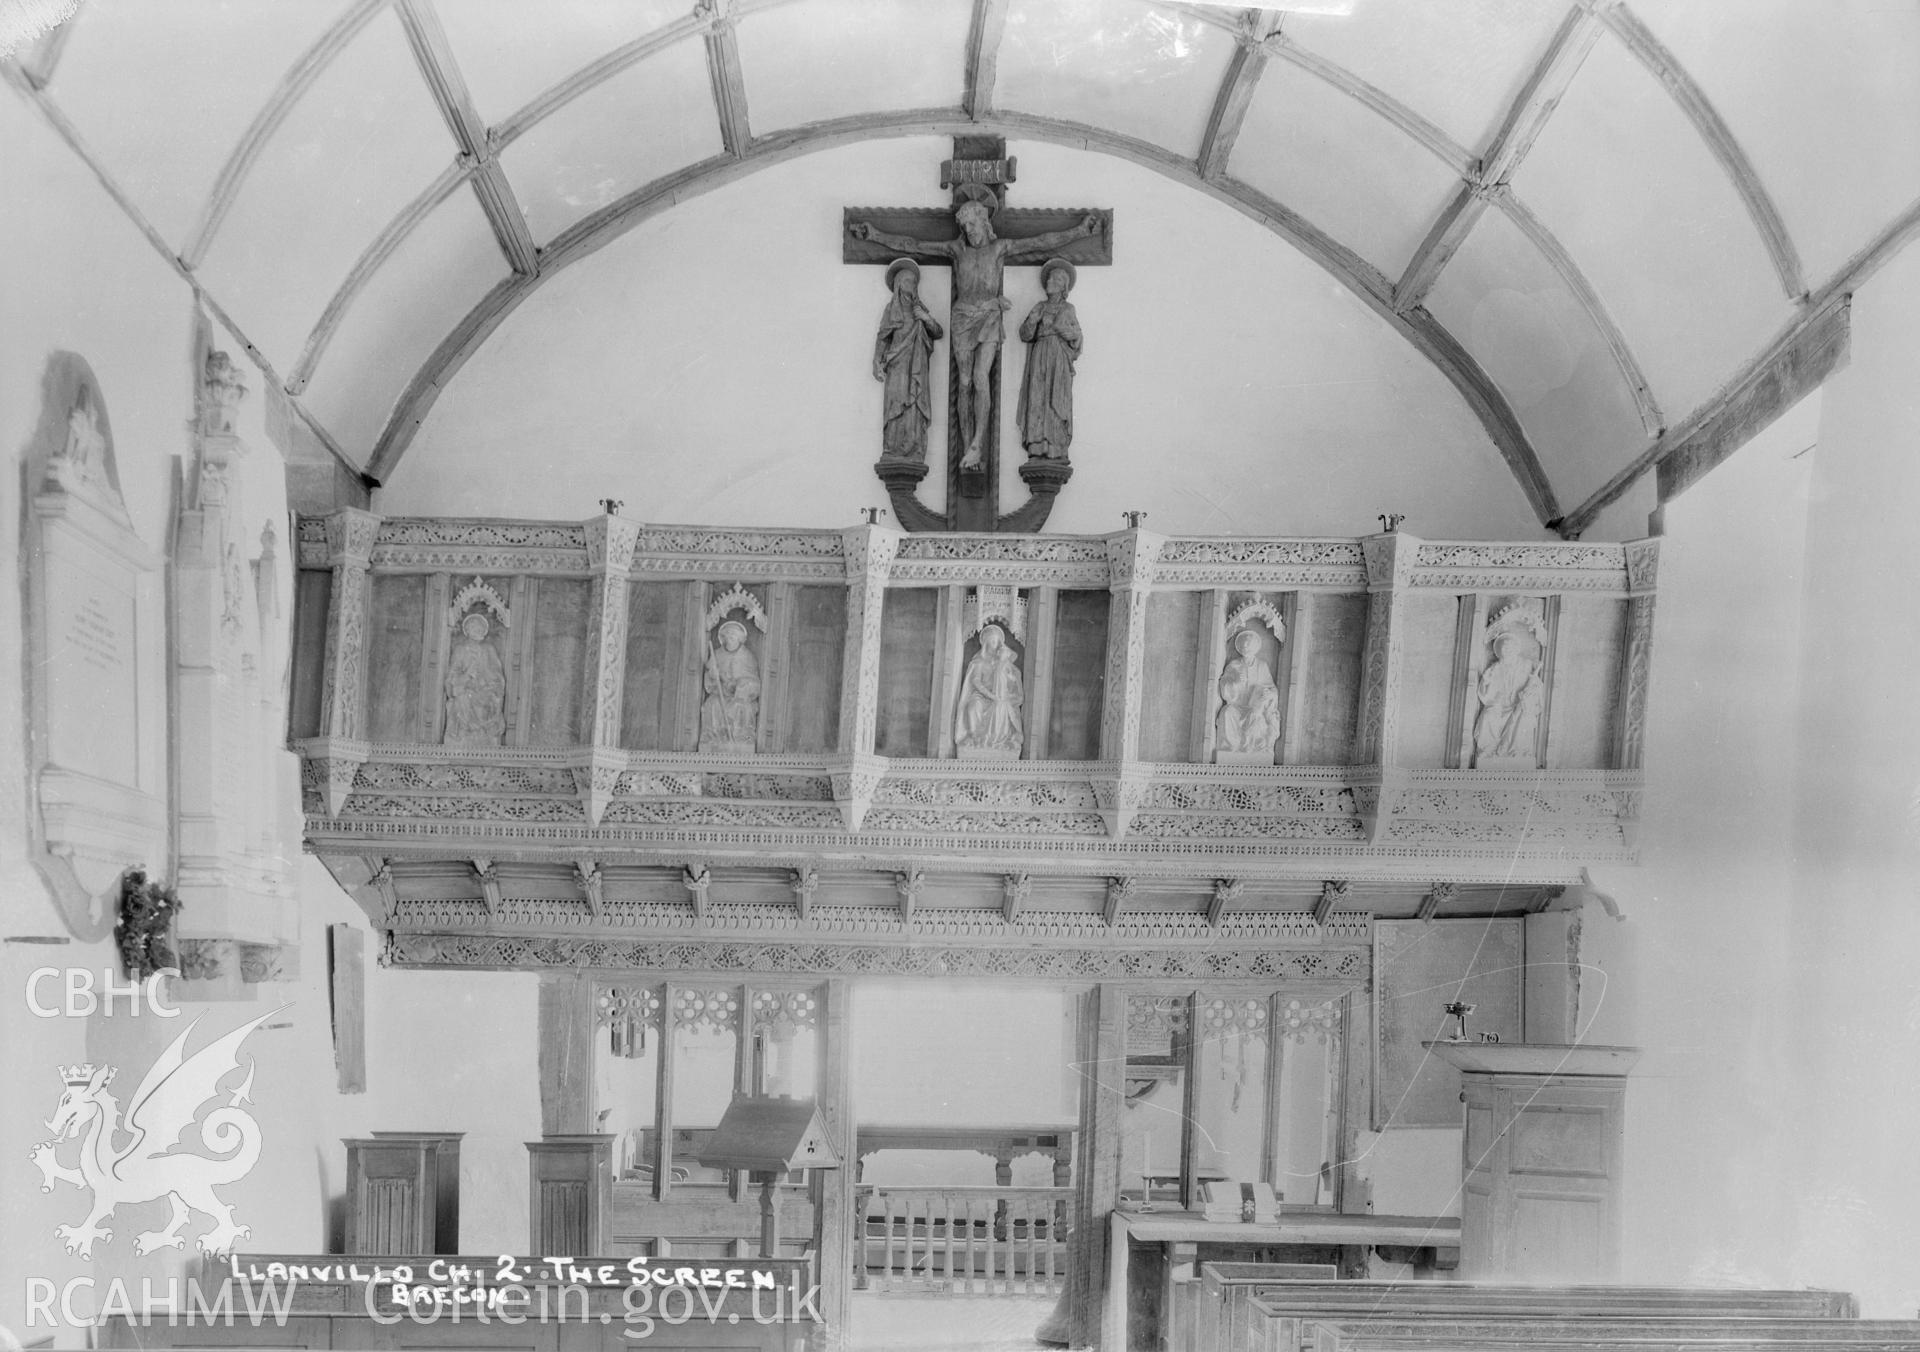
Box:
27 969 181 1018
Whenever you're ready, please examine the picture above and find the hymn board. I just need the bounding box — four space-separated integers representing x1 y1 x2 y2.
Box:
844 137 1112 532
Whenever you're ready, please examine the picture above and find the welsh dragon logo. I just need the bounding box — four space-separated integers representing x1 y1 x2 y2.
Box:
30 1007 279 1259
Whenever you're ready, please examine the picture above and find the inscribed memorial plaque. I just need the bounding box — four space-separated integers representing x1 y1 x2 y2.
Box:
23 356 166 940
45 556 139 784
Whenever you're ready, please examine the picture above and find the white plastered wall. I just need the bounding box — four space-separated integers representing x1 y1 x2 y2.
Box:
378 138 1551 541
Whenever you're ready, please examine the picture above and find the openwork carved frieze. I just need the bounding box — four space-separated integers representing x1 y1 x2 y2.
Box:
388 931 1373 982
302 748 1640 877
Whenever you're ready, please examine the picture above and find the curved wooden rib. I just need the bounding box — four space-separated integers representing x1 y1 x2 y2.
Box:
1261 33 1475 176
363 108 1560 524
1596 3 1806 300
288 158 467 395
1198 29 1270 182
1494 188 1664 436
492 0 803 148
494 18 703 146
963 0 1010 119
183 0 386 270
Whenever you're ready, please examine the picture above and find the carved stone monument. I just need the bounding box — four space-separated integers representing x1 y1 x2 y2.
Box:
1473 603 1548 769
24 357 166 941
845 137 1111 532
173 339 300 996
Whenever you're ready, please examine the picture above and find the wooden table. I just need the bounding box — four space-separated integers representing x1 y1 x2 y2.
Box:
1106 1210 1462 1352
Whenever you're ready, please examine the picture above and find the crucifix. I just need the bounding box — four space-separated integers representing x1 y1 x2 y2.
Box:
845 137 1113 532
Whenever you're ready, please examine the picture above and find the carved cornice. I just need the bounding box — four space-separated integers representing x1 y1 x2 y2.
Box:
294 516 1639 596
892 533 1109 586
1155 538 1366 589
1409 540 1631 593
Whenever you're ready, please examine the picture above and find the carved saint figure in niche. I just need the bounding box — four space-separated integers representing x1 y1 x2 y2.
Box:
850 190 1098 470
200 349 248 436
1216 628 1281 759
872 258 944 462
1016 257 1083 461
699 619 761 754
1472 624 1545 768
955 622 1024 756
444 612 507 747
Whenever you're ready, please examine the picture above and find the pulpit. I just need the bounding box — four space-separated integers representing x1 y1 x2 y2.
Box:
1425 1042 1640 1281
527 1133 613 1255
343 1131 462 1254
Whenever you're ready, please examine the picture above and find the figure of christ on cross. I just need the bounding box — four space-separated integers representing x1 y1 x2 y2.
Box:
851 191 1100 470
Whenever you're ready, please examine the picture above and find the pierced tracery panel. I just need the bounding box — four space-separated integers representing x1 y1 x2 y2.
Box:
674 987 741 1032
750 988 820 1037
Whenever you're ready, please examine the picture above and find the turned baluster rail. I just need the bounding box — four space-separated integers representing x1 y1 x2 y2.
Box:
855 1185 1072 1297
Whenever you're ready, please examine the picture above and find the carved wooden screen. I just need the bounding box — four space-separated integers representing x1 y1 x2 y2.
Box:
593 979 825 1259
1121 987 1351 1212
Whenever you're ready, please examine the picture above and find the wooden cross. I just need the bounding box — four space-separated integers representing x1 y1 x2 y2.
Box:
844 136 1113 532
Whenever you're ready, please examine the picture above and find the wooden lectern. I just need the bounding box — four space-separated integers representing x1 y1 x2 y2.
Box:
1425 1042 1640 1281
699 1097 840 1259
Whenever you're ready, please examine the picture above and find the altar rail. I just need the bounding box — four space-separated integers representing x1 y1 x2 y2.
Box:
291 514 1657 896
856 1185 1071 1296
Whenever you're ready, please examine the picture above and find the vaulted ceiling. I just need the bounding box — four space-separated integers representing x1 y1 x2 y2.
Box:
9 0 1918 533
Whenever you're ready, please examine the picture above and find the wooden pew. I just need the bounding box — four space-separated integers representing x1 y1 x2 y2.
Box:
1280 1315 1920 1352
1199 1272 1858 1352
1195 1262 1338 1352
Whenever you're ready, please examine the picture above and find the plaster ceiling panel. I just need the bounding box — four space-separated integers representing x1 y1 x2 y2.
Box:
1511 35 1791 421
49 0 352 247
434 0 692 125
739 0 970 133
499 39 723 243
993 0 1232 158
1427 205 1655 510
1230 62 1464 280
194 6 456 371
301 190 509 465
1628 0 1920 284
1278 0 1573 154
